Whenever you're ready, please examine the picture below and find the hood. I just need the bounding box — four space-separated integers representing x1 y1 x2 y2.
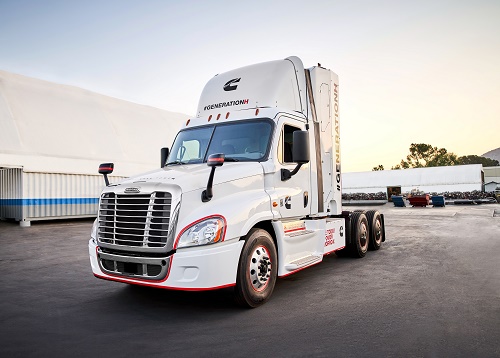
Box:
110 162 264 194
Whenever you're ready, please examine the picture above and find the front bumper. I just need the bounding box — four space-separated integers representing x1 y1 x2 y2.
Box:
89 238 244 290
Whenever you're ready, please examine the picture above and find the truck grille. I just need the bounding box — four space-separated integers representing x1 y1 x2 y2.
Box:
98 191 172 248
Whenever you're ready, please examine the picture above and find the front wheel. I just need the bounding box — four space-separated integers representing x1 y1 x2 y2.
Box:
234 228 277 308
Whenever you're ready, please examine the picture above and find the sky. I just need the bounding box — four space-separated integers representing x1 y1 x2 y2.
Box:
0 0 499 172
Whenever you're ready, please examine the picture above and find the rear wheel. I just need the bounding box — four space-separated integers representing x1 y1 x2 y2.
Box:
349 212 369 258
365 210 383 250
234 229 277 308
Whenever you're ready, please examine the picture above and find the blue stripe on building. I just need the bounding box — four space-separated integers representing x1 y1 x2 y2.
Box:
0 198 99 206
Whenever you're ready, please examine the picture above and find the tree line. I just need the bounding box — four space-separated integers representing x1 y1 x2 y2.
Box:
372 143 499 171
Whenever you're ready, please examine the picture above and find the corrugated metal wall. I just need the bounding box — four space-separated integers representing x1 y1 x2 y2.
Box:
0 168 126 222
0 167 23 220
23 172 103 219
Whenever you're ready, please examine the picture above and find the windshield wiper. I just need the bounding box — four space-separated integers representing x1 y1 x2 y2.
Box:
224 157 239 162
166 160 186 166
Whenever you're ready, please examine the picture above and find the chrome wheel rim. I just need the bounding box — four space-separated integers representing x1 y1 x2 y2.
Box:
249 245 272 292
374 218 382 244
359 222 368 250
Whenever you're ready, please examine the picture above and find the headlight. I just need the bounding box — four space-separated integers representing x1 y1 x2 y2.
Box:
91 218 98 240
175 216 226 249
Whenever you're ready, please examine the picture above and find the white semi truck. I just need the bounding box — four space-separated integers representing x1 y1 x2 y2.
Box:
89 56 386 307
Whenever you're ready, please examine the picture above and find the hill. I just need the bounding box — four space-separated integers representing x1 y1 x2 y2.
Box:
482 147 500 165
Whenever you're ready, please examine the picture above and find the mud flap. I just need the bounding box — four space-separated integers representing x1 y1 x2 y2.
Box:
380 213 386 242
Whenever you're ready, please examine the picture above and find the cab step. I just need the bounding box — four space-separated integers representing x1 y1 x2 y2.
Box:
286 229 314 237
284 254 322 271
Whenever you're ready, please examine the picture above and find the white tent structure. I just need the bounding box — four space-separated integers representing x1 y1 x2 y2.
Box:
0 70 189 225
342 164 484 197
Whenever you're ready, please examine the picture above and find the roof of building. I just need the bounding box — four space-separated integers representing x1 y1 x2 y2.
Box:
0 70 189 176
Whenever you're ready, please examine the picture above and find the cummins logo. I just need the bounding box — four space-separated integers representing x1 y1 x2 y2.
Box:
223 78 240 91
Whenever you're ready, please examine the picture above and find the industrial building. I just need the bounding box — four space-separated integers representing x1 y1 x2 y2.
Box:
342 164 485 198
0 70 188 226
484 166 500 192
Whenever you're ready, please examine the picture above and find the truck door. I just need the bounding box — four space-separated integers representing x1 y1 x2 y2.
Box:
274 118 311 219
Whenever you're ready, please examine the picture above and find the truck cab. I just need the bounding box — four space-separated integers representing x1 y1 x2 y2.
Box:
89 56 385 307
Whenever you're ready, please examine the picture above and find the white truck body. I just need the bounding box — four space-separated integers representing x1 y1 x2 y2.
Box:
89 57 384 306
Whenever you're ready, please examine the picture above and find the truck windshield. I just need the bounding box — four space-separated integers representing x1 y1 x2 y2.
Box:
167 120 273 165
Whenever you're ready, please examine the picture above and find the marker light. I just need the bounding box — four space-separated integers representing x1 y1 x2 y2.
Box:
208 115 212 121
186 119 190 126
255 108 259 116
226 112 230 119
217 113 221 120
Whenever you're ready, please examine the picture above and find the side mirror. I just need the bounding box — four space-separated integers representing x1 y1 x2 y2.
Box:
207 153 225 167
202 154 225 202
99 163 114 186
281 131 309 181
161 147 169 168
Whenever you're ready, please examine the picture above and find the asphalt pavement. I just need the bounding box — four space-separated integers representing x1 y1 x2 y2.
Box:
1 204 499 357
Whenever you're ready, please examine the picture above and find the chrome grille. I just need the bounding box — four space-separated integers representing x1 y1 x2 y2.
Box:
98 191 172 248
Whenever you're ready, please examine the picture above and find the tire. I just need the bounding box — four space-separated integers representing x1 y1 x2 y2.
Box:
349 212 369 258
365 210 383 251
234 228 278 308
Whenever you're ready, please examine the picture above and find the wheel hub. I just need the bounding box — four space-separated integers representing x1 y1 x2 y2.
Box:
249 245 272 292
374 220 382 243
360 222 368 248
